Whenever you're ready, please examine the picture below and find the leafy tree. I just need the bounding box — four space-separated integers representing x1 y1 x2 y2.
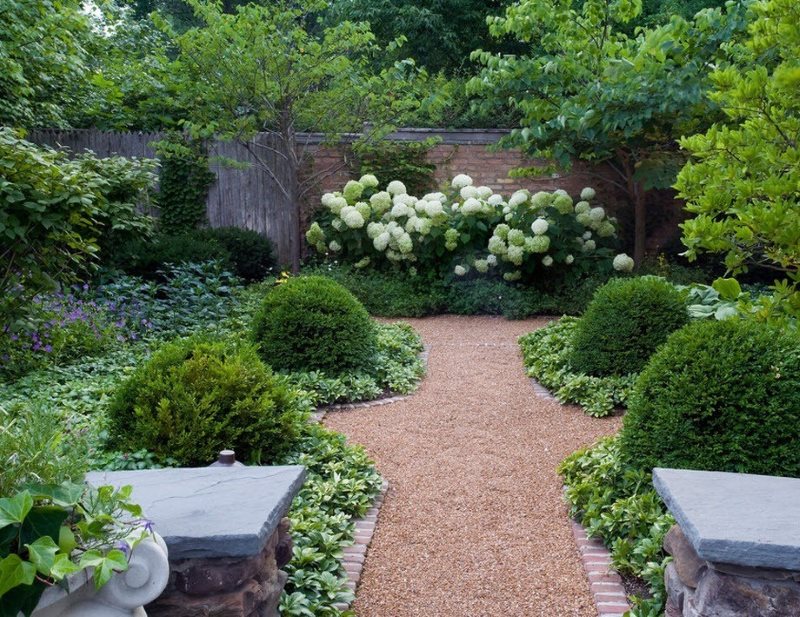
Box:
171 0 435 269
0 0 94 128
468 0 749 264
325 0 522 75
676 0 800 317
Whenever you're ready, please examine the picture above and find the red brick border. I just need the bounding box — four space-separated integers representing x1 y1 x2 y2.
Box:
570 520 631 616
333 480 389 612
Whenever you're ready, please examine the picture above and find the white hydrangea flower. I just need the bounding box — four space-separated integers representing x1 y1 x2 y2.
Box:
416 217 433 235
576 212 592 226
476 186 493 199
583 239 597 251
452 174 473 189
461 198 482 215
565 254 574 265
396 193 417 206
321 192 336 208
343 180 364 202
505 213 513 221
581 187 596 201
331 218 343 231
386 249 401 262
341 206 365 229
423 192 446 202
415 201 427 214
452 204 459 212
354 256 371 269
553 193 574 214
494 224 510 240
424 200 444 217
454 265 467 276
390 203 410 219
408 266 418 276
370 191 392 213
528 235 551 253
355 201 371 220
488 235 507 255
508 190 528 208
329 196 347 215
503 270 522 282
530 191 552 209
328 240 341 252
507 229 525 246
488 194 504 206
474 259 489 273
486 254 498 266
554 189 568 197
366 222 384 239
387 180 407 195
305 222 325 245
583 231 593 240
507 245 524 265
589 206 606 222
531 218 549 236
597 221 616 237
460 185 479 200
613 253 635 272
373 232 390 251
405 216 418 233
398 233 413 254
359 174 379 188
575 201 591 214
542 255 554 267
502 205 511 215
390 225 405 240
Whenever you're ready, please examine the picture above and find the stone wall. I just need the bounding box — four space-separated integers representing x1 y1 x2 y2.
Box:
148 518 293 617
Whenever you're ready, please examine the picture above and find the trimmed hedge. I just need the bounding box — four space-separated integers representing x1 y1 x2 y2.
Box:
570 277 688 376
252 276 377 374
620 319 800 477
108 335 303 466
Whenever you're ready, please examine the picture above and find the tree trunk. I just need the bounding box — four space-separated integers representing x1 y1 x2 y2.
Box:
281 106 301 274
617 150 647 268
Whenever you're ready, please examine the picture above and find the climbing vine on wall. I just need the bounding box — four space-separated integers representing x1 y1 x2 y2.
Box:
353 138 439 197
154 132 216 233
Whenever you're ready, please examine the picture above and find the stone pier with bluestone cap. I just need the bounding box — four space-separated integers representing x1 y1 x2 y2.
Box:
653 467 800 617
86 465 305 617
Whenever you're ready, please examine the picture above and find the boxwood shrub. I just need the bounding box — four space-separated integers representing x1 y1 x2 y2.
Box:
108 335 304 466
252 276 377 374
620 319 800 477
570 277 688 376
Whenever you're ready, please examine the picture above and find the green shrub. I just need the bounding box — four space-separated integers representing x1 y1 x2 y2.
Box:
620 319 800 477
200 227 275 281
110 233 231 278
252 276 377 374
570 277 688 376
108 335 304 466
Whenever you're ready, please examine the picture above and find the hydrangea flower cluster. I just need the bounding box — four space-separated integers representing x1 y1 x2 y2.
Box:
307 174 631 281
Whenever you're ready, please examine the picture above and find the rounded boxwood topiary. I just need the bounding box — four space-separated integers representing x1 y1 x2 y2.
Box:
569 276 688 376
620 319 800 477
107 335 304 466
252 275 377 374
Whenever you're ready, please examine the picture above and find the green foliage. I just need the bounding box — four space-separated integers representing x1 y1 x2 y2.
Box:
252 276 377 375
0 129 156 327
198 227 275 281
154 133 216 233
280 423 382 616
570 277 689 376
559 436 673 614
468 0 751 262
353 139 438 198
620 319 800 476
110 234 231 278
676 0 800 318
0 482 147 616
520 317 637 417
108 335 306 466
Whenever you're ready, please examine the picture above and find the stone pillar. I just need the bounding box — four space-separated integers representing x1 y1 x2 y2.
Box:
653 468 800 617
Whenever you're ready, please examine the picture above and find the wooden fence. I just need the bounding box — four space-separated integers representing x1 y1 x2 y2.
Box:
28 129 297 266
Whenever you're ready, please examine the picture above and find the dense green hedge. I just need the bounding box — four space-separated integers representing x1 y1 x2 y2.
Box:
108 335 304 466
570 277 689 376
252 276 377 374
621 319 800 476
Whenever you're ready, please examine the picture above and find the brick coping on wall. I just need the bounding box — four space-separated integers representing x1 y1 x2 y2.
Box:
530 378 632 616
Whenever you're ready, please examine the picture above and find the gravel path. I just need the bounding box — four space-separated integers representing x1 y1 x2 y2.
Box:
324 315 622 617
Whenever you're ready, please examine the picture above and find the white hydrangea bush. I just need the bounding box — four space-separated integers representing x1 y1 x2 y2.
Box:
306 174 630 281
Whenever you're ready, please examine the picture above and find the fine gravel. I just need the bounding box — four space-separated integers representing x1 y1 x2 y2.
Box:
324 315 622 617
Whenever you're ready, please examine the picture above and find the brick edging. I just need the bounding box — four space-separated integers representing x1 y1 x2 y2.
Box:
333 479 389 612
570 519 632 617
